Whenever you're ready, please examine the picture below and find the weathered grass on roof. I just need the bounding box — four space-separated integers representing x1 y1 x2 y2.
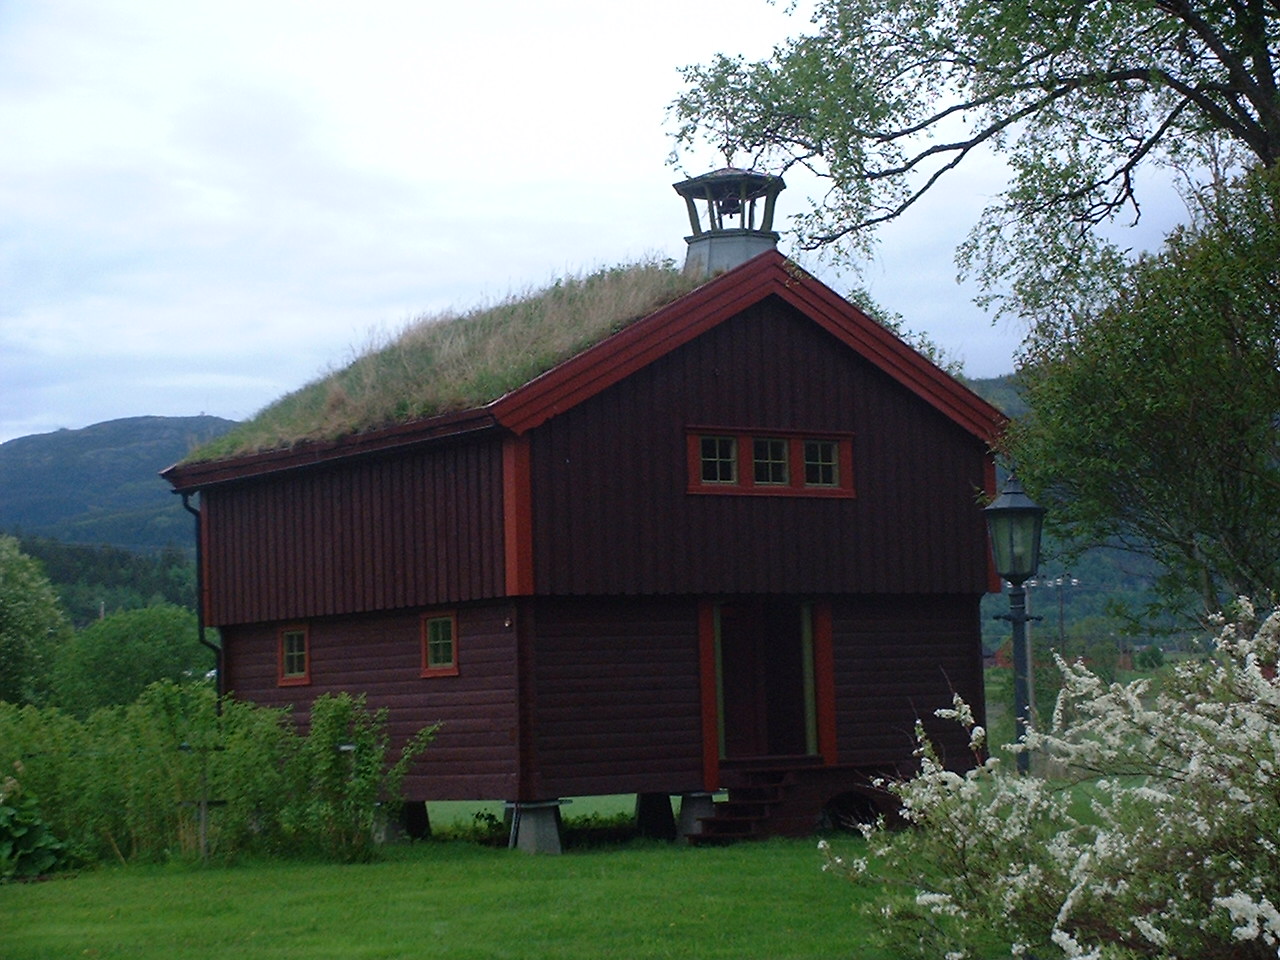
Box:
188 257 703 463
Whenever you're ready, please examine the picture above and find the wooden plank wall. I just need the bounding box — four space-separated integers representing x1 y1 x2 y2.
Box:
526 597 704 799
204 437 505 625
530 300 991 598
221 602 520 801
829 594 985 772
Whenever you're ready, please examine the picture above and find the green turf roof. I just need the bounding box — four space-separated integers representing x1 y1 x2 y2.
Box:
186 258 705 464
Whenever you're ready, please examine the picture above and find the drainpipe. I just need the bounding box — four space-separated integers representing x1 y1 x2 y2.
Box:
181 491 223 713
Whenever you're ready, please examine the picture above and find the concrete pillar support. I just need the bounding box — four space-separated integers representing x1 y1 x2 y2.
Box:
506 799 566 854
635 792 677 841
678 792 717 841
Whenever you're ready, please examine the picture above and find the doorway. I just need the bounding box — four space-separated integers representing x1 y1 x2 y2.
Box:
715 601 817 759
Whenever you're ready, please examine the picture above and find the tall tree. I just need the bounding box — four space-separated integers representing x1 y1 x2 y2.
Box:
0 535 71 704
1010 167 1280 617
670 0 1280 323
48 604 207 716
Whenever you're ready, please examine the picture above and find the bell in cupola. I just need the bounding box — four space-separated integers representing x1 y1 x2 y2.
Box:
672 167 786 278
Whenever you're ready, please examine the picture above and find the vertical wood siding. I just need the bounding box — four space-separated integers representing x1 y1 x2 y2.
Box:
204 437 505 626
829 594 984 771
222 603 520 800
529 299 991 598
526 597 704 798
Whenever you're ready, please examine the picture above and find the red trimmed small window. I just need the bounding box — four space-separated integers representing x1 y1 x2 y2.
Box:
688 428 854 498
421 613 459 678
278 625 311 686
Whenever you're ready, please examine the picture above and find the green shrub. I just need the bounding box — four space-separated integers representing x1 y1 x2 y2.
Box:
0 763 66 881
1135 643 1165 670
829 601 1280 958
561 810 640 848
432 808 509 846
0 684 436 866
281 692 437 862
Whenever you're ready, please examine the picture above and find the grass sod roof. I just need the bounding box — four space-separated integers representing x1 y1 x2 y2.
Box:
187 258 706 465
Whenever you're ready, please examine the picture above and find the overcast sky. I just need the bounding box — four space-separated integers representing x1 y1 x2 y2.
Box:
0 0 1158 445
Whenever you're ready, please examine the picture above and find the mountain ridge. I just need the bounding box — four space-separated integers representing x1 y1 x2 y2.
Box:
0 415 238 551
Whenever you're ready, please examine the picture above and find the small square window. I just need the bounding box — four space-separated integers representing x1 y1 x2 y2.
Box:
700 436 737 484
421 614 459 677
804 440 840 487
278 626 310 686
753 438 789 485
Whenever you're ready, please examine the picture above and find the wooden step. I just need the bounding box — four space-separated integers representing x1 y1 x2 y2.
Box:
688 768 799 844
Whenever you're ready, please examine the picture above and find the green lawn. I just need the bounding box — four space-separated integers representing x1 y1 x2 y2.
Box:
0 836 879 960
424 793 636 831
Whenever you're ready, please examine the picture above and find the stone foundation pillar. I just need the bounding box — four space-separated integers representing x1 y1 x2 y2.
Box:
678 792 717 841
506 799 566 854
635 792 677 841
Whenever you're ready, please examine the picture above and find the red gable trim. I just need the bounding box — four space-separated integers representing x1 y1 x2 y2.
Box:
489 250 1007 444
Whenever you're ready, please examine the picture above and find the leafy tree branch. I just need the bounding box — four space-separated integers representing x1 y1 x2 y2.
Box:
670 0 1280 319
1010 167 1280 619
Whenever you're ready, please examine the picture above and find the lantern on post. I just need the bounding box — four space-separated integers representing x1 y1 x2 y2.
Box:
984 473 1045 773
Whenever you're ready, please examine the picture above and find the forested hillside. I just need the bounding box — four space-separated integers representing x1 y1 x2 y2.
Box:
0 415 236 551
963 374 1027 419
17 537 196 628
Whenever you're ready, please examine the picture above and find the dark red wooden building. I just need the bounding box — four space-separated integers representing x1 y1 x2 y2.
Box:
163 171 1006 850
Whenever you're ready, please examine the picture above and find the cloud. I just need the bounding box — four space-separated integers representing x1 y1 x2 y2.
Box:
0 0 1186 443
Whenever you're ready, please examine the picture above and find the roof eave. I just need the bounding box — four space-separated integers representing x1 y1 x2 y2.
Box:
161 408 501 491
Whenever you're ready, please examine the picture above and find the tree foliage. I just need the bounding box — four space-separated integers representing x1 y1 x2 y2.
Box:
48 604 209 716
1010 167 1280 617
827 599 1280 958
0 535 71 705
670 0 1280 320
19 537 196 628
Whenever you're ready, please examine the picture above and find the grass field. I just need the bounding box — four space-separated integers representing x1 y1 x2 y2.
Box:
0 834 879 960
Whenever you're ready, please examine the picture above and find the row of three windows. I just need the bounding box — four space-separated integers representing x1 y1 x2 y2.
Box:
278 614 458 686
690 430 854 497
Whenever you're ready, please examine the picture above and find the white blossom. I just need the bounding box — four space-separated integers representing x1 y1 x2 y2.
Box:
1214 892 1280 945
824 599 1280 959
1132 916 1167 947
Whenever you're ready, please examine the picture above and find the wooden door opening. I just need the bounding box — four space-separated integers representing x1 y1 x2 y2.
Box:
715 601 818 760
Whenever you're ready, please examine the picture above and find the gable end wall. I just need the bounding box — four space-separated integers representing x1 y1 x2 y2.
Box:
529 299 992 597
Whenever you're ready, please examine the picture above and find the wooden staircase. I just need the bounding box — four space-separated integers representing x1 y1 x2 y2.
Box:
689 765 813 844
687 759 898 844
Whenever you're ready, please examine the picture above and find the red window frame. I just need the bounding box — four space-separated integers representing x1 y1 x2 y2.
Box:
686 428 855 498
420 612 460 678
277 624 311 687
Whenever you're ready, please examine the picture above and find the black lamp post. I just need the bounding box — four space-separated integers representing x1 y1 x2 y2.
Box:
984 473 1045 774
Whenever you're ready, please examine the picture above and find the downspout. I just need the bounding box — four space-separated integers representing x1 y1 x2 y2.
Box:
181 491 223 713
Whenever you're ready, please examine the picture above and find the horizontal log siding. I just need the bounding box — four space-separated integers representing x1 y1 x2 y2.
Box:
221 603 519 800
526 597 704 798
204 437 504 625
530 300 990 597
829 595 984 772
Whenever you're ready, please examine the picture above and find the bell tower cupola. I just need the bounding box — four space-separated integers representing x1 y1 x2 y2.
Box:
673 167 786 278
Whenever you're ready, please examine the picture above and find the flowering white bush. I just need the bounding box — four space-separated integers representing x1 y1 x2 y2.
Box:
824 600 1280 959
